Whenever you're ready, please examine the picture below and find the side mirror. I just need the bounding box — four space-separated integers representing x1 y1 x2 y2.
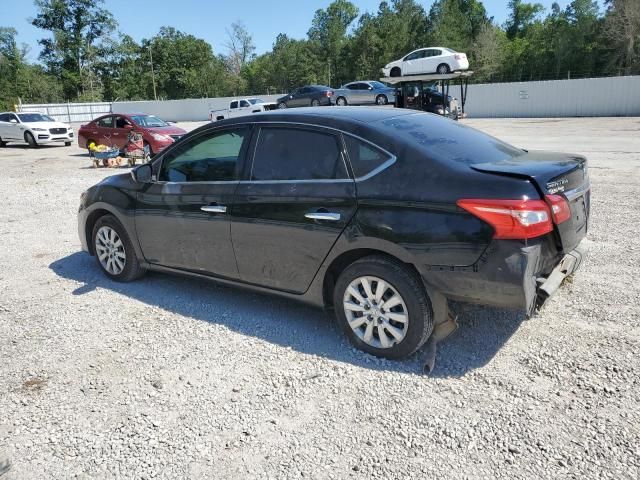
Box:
131 163 152 183
9 118 18 123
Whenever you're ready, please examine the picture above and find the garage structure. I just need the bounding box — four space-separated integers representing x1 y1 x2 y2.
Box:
380 71 473 118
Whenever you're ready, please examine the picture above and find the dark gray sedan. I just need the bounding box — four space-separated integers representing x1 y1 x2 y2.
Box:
333 81 396 106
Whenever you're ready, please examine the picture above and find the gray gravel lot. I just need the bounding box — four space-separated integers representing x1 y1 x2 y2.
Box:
0 116 639 479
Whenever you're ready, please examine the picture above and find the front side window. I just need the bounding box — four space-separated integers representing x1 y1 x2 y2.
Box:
159 128 248 182
405 50 424 61
17 113 47 122
97 116 113 128
251 127 348 181
115 116 131 129
344 135 392 178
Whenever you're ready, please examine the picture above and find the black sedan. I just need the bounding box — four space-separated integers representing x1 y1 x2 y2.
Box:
78 108 590 359
277 85 334 108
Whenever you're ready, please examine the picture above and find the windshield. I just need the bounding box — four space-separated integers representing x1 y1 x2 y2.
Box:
17 113 49 122
370 81 388 89
248 98 265 105
130 114 168 128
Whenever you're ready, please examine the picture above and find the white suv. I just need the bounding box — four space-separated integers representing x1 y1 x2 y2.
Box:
0 112 74 148
382 47 469 77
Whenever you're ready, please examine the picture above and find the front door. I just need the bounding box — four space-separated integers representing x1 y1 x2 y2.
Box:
231 124 357 293
135 126 251 278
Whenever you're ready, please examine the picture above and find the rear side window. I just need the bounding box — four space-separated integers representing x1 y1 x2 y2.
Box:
159 128 248 182
230 101 238 109
251 127 348 181
344 136 391 178
97 116 113 128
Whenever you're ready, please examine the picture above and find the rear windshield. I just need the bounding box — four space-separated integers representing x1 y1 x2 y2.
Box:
379 113 524 164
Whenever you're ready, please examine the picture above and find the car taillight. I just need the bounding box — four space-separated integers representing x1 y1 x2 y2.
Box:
545 194 571 224
457 198 553 240
325 91 333 97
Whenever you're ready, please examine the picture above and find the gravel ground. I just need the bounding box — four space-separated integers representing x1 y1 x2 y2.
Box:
0 117 639 479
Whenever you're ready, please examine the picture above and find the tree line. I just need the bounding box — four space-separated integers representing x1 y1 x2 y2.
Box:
0 0 638 109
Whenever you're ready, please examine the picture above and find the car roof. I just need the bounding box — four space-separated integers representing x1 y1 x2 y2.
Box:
210 106 417 128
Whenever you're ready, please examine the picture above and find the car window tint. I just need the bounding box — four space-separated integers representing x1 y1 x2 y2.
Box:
346 84 357 90
344 135 391 178
381 114 525 164
0 114 8 122
240 100 250 107
115 116 130 129
432 49 442 56
159 128 248 182
97 116 113 128
405 51 420 61
251 128 348 181
230 101 238 109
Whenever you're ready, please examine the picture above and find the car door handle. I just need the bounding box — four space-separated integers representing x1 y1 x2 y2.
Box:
305 212 341 221
201 205 227 213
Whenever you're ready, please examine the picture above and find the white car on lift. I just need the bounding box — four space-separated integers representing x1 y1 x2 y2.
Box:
382 47 469 77
0 112 74 147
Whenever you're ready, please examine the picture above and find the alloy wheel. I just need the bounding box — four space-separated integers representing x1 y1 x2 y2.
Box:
95 226 126 275
342 275 408 349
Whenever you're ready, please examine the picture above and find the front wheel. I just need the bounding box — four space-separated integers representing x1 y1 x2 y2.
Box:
334 255 433 359
92 214 146 282
376 94 388 105
25 132 37 148
311 99 320 107
278 102 287 109
390 67 401 77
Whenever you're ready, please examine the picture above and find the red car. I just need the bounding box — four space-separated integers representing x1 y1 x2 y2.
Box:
77 113 187 155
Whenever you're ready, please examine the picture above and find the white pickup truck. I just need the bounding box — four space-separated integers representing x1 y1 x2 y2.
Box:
209 98 277 122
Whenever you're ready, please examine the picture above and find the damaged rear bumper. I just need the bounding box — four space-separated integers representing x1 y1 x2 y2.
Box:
421 238 588 316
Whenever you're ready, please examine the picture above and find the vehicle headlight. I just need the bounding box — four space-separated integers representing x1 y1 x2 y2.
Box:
151 133 170 141
32 127 47 131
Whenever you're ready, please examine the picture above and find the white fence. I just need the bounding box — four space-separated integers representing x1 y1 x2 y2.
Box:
18 102 112 123
18 76 640 122
464 75 640 118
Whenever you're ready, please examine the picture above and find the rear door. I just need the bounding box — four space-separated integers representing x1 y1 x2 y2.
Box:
0 113 21 140
428 49 443 72
135 126 251 278
354 83 373 103
231 124 357 293
293 87 311 107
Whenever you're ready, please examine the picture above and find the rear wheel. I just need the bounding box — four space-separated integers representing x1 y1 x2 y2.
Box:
0 137 6 147
25 132 37 148
311 99 320 107
390 67 401 77
437 63 450 74
278 102 287 109
376 94 388 105
336 97 347 106
92 214 145 282
333 255 433 359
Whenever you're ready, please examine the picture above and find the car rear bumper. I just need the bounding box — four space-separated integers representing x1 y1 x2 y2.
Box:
421 237 587 316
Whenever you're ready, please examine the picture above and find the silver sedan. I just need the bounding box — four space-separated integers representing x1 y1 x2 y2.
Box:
333 81 396 106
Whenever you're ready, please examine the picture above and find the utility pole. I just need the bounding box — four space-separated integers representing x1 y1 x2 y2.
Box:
149 46 158 101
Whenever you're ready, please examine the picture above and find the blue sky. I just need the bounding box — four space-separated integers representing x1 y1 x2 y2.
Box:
4 0 586 62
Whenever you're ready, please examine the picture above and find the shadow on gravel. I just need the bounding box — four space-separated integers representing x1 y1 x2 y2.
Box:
50 252 525 377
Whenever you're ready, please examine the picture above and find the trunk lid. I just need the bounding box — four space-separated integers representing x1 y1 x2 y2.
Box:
471 150 590 252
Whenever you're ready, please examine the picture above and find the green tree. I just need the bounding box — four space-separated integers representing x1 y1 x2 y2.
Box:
31 0 116 100
308 0 359 86
603 0 640 72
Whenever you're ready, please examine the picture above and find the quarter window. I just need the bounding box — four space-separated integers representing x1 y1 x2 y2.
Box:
344 135 391 178
159 128 248 182
251 127 348 181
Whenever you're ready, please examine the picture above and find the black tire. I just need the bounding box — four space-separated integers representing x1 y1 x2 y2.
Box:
333 255 433 359
25 132 37 148
437 63 450 74
311 99 320 107
278 102 287 109
65 141 72 146
376 94 388 105
0 137 6 147
390 67 401 77
336 97 347 106
91 214 146 282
